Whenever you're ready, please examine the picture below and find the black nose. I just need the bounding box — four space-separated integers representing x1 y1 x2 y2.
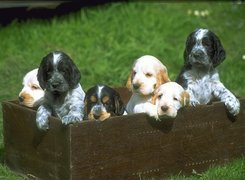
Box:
192 50 204 59
161 105 169 112
19 96 24 102
133 83 140 90
51 82 60 88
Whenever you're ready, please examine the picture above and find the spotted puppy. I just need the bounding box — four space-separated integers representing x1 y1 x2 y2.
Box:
126 55 170 118
85 84 125 121
19 68 44 107
153 82 189 119
176 28 240 116
36 51 85 130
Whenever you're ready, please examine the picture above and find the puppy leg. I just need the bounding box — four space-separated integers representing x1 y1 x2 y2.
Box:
186 88 200 106
134 103 159 120
62 104 84 125
213 82 240 116
36 105 52 130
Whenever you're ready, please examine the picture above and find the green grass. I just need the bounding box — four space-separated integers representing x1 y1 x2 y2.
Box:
0 1 244 179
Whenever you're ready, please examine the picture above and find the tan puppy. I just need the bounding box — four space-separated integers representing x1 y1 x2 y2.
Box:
126 55 170 117
19 68 44 107
154 82 189 118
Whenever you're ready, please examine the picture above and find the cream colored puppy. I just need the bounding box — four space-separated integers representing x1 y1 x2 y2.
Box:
126 55 170 117
154 82 189 118
19 68 44 107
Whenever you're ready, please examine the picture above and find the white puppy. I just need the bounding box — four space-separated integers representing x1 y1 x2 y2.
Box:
126 55 170 118
19 68 44 107
154 82 190 119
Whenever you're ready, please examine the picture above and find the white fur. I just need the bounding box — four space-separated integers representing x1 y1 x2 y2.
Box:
19 68 44 107
155 82 189 118
177 29 240 116
126 55 169 118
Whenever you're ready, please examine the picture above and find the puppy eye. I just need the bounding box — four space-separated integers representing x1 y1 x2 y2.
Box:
132 71 136 76
31 85 40 90
145 73 153 77
158 94 162 99
202 37 211 46
173 97 178 101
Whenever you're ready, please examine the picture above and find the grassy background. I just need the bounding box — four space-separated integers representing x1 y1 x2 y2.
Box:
0 1 244 179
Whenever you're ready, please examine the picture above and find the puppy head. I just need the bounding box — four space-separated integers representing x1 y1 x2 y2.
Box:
19 68 44 107
37 51 81 93
126 55 170 96
184 28 226 69
155 82 189 118
85 85 125 121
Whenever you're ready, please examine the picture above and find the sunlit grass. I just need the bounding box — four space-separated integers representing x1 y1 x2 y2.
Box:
0 2 244 179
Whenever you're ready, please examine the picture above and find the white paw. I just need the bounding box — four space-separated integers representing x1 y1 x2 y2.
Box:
36 117 49 130
225 98 240 116
62 115 82 125
190 99 200 106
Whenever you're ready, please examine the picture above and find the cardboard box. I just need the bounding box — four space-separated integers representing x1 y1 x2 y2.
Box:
2 88 245 179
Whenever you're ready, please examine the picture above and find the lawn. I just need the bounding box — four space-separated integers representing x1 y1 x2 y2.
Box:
0 1 244 179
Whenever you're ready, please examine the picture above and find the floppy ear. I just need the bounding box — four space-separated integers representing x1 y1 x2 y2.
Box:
126 71 132 90
151 91 158 105
37 57 49 90
67 59 81 89
184 32 195 67
211 32 226 68
156 69 170 90
114 94 125 115
181 91 190 107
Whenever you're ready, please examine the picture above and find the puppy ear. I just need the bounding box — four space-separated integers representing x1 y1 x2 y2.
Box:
126 71 132 90
184 32 195 68
181 91 190 107
114 94 125 115
62 55 81 89
37 56 49 90
155 69 170 90
151 92 158 105
211 32 226 68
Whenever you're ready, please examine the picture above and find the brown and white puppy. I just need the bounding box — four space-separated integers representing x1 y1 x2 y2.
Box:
19 68 44 107
126 55 170 118
154 82 189 119
85 84 125 121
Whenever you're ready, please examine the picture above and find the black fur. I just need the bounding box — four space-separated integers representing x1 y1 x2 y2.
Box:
85 84 125 120
37 51 81 91
177 28 226 85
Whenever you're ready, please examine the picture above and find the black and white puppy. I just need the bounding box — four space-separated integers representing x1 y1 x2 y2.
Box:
36 51 85 130
84 84 125 121
176 28 240 116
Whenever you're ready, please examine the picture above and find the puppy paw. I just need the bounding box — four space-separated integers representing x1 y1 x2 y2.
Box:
36 117 49 130
225 98 240 116
62 115 82 125
190 99 200 106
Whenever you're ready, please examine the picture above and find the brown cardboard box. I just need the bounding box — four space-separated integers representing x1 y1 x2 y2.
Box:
2 88 245 179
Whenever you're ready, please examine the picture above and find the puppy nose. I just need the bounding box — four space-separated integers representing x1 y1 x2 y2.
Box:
19 96 24 102
51 82 60 88
192 50 204 58
133 83 140 90
161 105 169 112
94 106 102 114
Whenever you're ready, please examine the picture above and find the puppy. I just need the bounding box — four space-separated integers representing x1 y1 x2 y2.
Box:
84 84 125 121
154 82 189 118
126 55 170 118
36 51 85 130
176 28 240 116
19 68 44 107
